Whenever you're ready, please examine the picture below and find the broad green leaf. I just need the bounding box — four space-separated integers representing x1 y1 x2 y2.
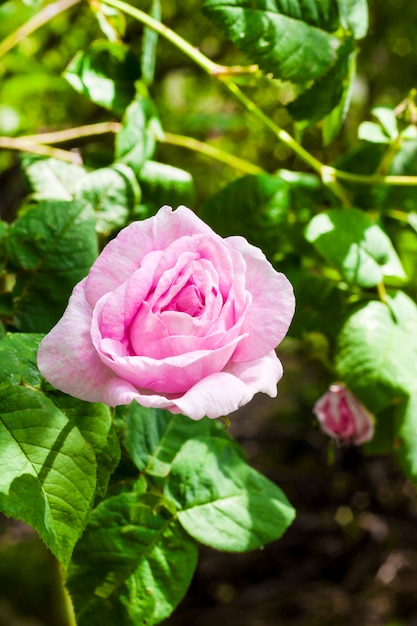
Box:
305 208 406 287
23 157 140 235
335 291 417 413
372 106 398 139
64 41 141 114
288 38 355 129
6 200 98 332
383 139 417 212
67 492 198 626
136 160 194 217
48 393 120 500
0 386 97 566
331 142 387 209
0 332 43 389
395 393 417 480
358 121 390 144
23 156 86 200
76 163 141 235
201 173 290 260
287 270 347 339
118 403 237 478
202 0 345 84
141 0 160 85
337 0 368 38
115 95 163 172
407 213 417 233
322 47 357 145
165 437 295 552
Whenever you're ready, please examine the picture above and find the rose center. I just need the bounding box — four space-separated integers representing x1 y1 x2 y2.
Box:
163 282 204 316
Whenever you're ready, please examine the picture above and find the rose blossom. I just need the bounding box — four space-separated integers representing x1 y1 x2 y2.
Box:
313 383 375 445
38 205 295 420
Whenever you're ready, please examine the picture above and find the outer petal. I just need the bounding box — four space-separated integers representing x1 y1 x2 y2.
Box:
37 279 113 402
171 350 283 420
85 206 218 306
227 236 295 361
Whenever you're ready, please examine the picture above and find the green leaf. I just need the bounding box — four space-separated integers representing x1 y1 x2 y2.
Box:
165 437 295 552
358 121 391 144
0 332 43 390
64 41 141 114
67 492 198 626
22 157 140 235
322 46 357 145
23 156 86 200
6 200 98 332
288 38 355 129
48 393 120 500
372 106 398 140
136 160 194 217
383 139 417 212
202 0 345 84
115 95 162 172
395 393 417 481
118 403 236 478
337 0 368 39
0 386 97 566
76 163 141 235
335 291 417 413
201 173 290 260
141 0 160 85
305 208 406 288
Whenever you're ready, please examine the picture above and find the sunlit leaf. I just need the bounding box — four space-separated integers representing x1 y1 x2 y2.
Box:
165 437 295 552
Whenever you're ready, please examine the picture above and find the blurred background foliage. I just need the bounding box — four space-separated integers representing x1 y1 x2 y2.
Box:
2 0 417 625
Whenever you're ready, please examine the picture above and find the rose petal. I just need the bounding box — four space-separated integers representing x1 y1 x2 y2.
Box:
227 236 295 361
171 350 283 419
37 279 112 402
85 206 216 305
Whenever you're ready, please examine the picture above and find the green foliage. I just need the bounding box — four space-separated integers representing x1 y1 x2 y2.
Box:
335 291 417 413
67 492 198 626
305 208 406 288
5 199 98 332
3 0 417 623
202 0 344 83
165 437 295 551
64 40 141 114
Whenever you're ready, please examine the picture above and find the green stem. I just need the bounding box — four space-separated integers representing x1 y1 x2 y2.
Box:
100 0 324 173
23 121 122 144
0 136 83 164
99 0 417 192
160 132 264 175
0 0 82 59
52 558 77 626
100 0 222 75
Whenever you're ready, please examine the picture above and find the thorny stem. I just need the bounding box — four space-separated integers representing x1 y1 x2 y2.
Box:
0 0 82 59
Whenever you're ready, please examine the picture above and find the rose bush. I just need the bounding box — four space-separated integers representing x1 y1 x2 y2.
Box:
313 383 375 445
38 205 295 419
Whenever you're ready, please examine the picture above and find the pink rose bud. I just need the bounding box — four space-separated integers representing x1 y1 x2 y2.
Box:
313 384 374 445
38 206 295 420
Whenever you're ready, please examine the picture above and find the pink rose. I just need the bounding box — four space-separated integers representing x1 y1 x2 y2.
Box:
313 383 375 445
38 206 295 420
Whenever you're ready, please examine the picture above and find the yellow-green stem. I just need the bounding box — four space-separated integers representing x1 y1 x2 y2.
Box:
0 136 82 164
161 132 264 175
0 0 82 59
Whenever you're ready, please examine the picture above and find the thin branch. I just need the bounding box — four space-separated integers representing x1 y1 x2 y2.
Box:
0 0 83 59
160 132 264 175
23 121 122 144
0 136 83 164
